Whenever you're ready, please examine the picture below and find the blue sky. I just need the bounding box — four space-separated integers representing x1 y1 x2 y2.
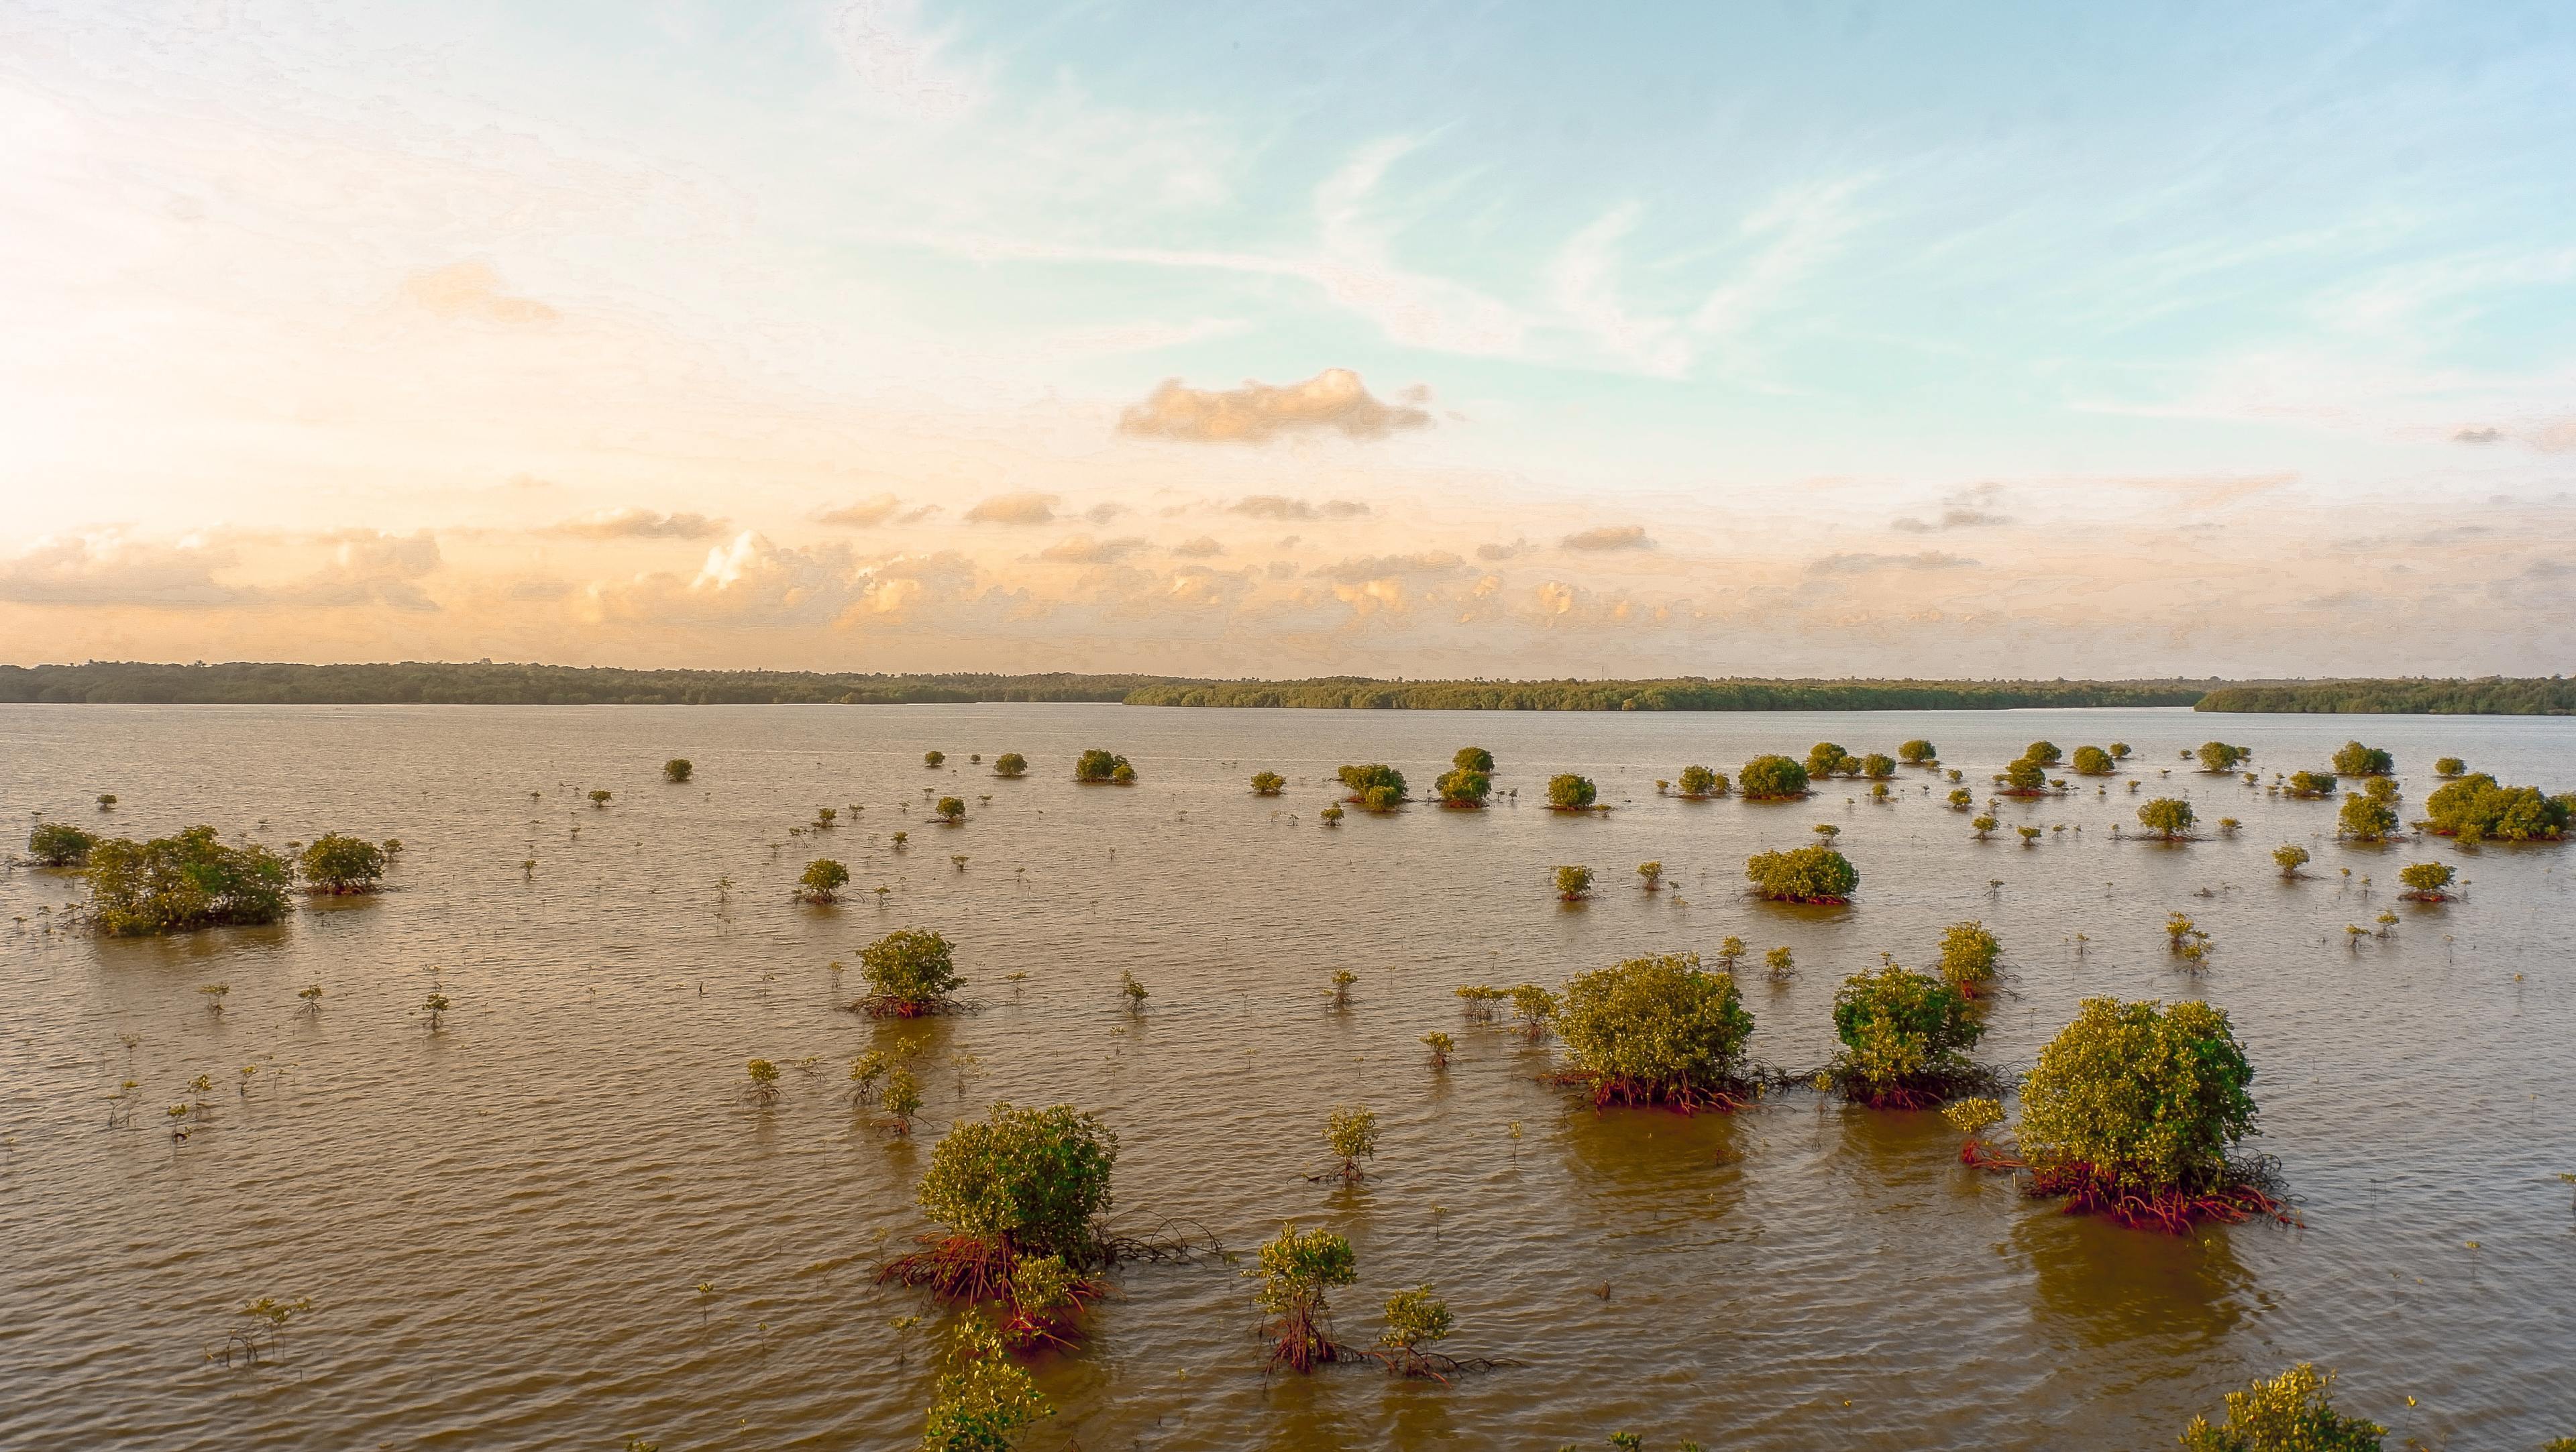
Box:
3 1 2572 674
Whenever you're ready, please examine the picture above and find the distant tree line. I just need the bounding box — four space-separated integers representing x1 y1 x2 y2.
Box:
8 661 2571 713
2197 678 2576 715
1122 676 2210 711
0 661 1165 706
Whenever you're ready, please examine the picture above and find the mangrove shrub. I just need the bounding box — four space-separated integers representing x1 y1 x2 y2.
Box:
1252 1223 1357 1372
2287 771 2337 798
2137 798 2197 840
2432 756 2466 778
994 752 1028 778
1435 767 1491 807
1546 773 1597 809
662 758 692 783
2178 1363 2384 1452
1676 764 1725 797
2070 745 2114 775
2397 862 2455 900
28 822 97 867
297 832 387 893
82 826 291 936
1937 920 2000 997
1805 742 1855 779
2421 773 2571 842
859 928 963 1015
2019 997 2267 1228
1898 738 1937 765
2330 741 2394 777
2272 844 2310 877
1453 746 1495 773
1739 754 1810 799
2337 793 2399 841
2197 741 2248 773
1073 750 1132 784
1744 844 1857 903
1829 965 1987 1107
1337 764 1407 801
1554 952 1756 1109
1250 771 1285 795
798 858 850 902
1553 864 1593 901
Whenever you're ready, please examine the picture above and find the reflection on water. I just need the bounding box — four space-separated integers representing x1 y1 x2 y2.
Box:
3 703 2573 1450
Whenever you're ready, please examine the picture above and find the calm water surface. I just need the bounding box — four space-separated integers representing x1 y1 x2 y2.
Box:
3 705 2573 1451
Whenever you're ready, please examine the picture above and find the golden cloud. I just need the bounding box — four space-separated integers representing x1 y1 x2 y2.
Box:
816 494 904 527
1228 495 1370 520
1560 525 1653 552
965 492 1060 525
1118 368 1431 444
402 262 559 325
1038 535 1147 564
547 508 728 541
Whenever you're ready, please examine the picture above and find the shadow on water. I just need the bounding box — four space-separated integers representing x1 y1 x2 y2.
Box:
2015 1208 2255 1353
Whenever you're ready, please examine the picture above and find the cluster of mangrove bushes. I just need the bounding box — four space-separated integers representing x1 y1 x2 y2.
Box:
34 821 403 934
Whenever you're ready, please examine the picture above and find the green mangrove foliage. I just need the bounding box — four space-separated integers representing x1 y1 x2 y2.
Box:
1375 1285 1456 1379
1738 754 1811 799
28 822 97 867
1860 752 1897 780
2197 741 2249 772
1676 764 1726 798
2018 997 2274 1230
662 757 692 783
1252 1223 1358 1372
2421 773 2572 842
1452 746 1495 772
857 928 965 1017
1744 844 1858 903
882 1102 1118 1340
1898 738 1937 765
2338 789 2400 841
80 826 292 935
2137 798 2198 840
994 752 1028 778
2432 756 2466 777
2273 844 2310 877
2287 771 2337 798
1073 750 1134 784
2329 741 2394 777
2002 756 2049 793
936 797 966 823
2397 862 2456 900
1554 865 1594 901
1250 771 1285 796
297 832 387 893
1553 952 1756 1109
1805 742 1855 779
1324 1106 1378 1182
1337 764 1407 803
798 858 850 902
2177 1363 2385 1452
1937 920 2001 997
1436 767 1491 807
1829 965 1988 1108
2070 745 2114 775
1546 773 1598 809
920 1313 1053 1452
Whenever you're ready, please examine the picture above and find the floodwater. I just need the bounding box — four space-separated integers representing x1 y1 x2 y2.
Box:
3 704 2572 1451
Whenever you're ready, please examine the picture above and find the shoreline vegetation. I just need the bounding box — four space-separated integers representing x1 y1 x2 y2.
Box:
3 661 2572 714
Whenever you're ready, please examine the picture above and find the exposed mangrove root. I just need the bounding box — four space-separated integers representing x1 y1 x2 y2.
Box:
1262 1306 1360 1375
847 994 978 1019
1364 1347 1514 1384
2025 1158 2300 1233
873 1235 1109 1349
1096 1217 1226 1265
1960 1139 2025 1172
1544 1068 1758 1115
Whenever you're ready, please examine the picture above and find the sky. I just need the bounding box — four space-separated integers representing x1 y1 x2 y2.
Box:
3 0 2573 679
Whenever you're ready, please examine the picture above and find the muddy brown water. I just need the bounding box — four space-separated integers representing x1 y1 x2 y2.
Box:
3 705 2572 1450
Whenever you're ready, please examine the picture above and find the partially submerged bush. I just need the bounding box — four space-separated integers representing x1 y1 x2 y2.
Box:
2177 1362 2384 1452
883 1102 1119 1313
1745 844 1857 903
1250 771 1285 796
1676 764 1726 798
1937 920 2001 997
1860 752 1896 780
920 1313 1052 1451
1073 749 1133 784
297 832 387 893
1553 864 1593 901
2397 861 2455 901
1324 1106 1378 1182
28 822 97 867
1452 746 1495 773
1829 965 1988 1108
2001 757 2048 793
2197 741 2249 773
1804 742 1855 779
2019 997 2275 1230
2431 756 2466 778
1434 767 1491 807
1738 754 1810 799
1359 784 1401 813
662 758 693 783
994 752 1028 778
1898 738 1937 765
2421 773 2571 842
2070 745 2114 775
2272 844 2310 877
2286 771 2337 799
1554 952 1756 1110
936 796 966 823
1337 764 1407 801
2137 798 2197 840
1252 1223 1357 1372
1546 773 1597 810
1375 1285 1456 1380
2330 741 2394 777
924 750 946 768
2023 740 2063 768
82 826 291 936
2337 792 2400 842
857 928 965 1016
797 858 850 902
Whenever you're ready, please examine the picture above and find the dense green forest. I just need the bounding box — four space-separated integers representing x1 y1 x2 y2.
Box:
1122 677 2211 710
3 661 2569 712
0 661 1157 706
2195 679 2576 715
